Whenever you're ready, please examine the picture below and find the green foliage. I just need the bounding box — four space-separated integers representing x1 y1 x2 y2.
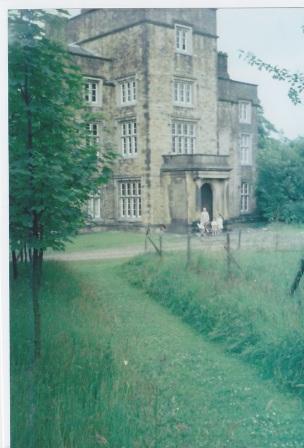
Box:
240 37 304 223
123 251 304 396
9 10 115 253
256 137 304 223
257 106 278 150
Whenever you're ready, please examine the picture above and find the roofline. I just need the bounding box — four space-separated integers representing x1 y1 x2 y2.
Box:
75 19 218 45
218 76 258 87
69 9 99 21
69 50 113 62
69 7 218 21
218 97 260 107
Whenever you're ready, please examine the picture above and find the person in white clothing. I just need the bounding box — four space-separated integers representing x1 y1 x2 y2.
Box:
198 207 210 235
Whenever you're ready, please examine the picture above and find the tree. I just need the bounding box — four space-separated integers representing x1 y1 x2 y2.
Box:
257 106 279 150
9 9 115 358
256 136 304 223
240 32 304 223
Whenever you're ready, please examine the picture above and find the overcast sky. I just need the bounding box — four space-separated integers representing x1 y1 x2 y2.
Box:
217 8 304 139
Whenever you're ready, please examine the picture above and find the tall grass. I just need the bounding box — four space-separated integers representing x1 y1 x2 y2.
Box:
122 250 304 396
11 257 304 447
10 263 158 448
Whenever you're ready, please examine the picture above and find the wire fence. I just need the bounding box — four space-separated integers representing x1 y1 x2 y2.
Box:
145 227 304 295
145 227 304 256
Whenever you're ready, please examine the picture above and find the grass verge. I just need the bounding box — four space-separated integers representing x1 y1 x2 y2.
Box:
122 250 304 397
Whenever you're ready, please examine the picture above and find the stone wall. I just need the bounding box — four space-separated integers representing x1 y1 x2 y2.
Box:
67 9 259 229
67 9 217 44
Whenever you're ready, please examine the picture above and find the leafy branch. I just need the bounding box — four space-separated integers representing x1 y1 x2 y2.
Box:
239 50 304 105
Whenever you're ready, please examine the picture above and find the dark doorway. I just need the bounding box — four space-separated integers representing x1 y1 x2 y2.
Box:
201 183 213 220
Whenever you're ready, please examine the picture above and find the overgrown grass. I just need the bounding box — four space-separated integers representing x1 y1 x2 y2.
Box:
12 257 304 447
11 262 158 447
268 222 304 233
122 250 304 396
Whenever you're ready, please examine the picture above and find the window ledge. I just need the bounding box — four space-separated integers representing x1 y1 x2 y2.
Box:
120 102 137 108
173 103 194 108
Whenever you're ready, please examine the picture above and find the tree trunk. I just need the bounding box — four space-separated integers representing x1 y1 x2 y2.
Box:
24 244 28 263
24 55 41 360
12 250 18 280
32 248 41 360
31 212 43 360
20 248 24 263
38 249 44 285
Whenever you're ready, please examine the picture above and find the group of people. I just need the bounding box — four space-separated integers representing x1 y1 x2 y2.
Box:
197 208 224 236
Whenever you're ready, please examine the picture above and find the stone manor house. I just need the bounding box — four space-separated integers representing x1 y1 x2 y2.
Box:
67 8 259 230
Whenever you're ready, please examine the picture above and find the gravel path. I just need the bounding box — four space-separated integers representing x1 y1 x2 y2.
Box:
45 229 304 261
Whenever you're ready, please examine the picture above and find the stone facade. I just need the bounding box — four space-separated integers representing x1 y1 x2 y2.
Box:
67 8 259 230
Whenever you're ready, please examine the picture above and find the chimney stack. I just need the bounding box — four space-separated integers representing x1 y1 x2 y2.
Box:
217 52 230 79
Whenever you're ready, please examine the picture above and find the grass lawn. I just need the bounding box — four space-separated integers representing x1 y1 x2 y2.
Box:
11 258 304 447
47 229 184 254
48 230 145 253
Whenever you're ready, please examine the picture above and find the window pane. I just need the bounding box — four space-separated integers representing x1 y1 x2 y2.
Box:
119 181 141 218
138 198 142 216
180 83 184 102
176 29 180 49
121 84 126 102
182 30 186 50
133 81 136 100
186 83 191 103
174 82 178 101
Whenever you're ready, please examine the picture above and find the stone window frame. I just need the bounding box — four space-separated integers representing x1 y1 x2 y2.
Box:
171 120 196 154
173 78 193 107
86 121 102 156
119 76 137 106
84 77 102 106
120 119 137 157
175 24 193 55
239 133 252 165
240 182 250 213
239 100 252 124
86 122 100 145
87 190 101 219
118 179 142 220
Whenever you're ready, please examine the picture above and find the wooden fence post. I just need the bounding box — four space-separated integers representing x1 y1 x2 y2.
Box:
159 234 163 258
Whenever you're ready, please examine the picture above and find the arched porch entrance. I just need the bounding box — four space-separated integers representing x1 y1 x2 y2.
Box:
201 183 213 220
